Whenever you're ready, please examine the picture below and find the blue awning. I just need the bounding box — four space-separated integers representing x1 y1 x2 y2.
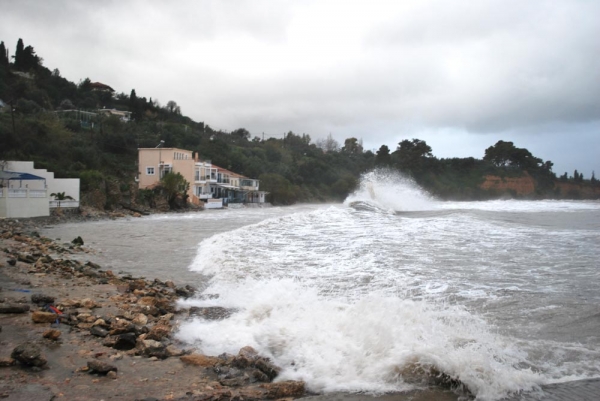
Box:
0 170 47 182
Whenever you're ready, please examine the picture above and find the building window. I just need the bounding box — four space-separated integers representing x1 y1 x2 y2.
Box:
146 167 155 175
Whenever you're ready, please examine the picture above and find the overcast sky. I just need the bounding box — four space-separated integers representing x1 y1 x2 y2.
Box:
2 0 599 176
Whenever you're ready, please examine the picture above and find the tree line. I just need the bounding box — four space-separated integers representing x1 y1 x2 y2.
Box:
0 37 597 208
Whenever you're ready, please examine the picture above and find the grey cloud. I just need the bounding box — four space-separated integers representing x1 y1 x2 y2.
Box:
1 0 598 174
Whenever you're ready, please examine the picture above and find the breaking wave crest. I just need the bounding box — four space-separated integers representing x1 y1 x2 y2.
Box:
345 169 437 213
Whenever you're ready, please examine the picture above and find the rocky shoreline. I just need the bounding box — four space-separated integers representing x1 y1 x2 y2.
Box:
0 217 306 401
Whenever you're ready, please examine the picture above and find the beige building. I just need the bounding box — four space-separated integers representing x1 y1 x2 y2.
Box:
137 147 266 207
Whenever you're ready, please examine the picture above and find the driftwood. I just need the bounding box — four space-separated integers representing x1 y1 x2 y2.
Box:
120 203 150 215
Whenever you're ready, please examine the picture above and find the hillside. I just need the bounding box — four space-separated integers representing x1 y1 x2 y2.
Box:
0 38 598 209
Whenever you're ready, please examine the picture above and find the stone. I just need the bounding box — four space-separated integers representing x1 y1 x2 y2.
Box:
109 319 136 335
31 311 60 323
258 381 305 398
180 354 221 367
87 360 117 374
0 357 15 367
72 236 84 246
85 261 101 269
90 326 109 338
0 303 31 313
129 279 146 291
136 339 167 359
251 369 270 383
132 313 148 326
11 342 48 367
255 358 280 381
17 253 36 263
189 306 234 320
81 298 97 309
165 345 185 357
138 296 156 306
107 370 118 379
145 324 171 341
7 258 16 266
31 294 56 304
43 329 61 340
113 333 137 350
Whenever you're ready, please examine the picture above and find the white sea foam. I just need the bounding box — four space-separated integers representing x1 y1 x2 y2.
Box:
178 173 600 400
177 279 544 399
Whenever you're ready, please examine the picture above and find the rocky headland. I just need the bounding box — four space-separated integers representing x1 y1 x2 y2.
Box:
0 217 305 401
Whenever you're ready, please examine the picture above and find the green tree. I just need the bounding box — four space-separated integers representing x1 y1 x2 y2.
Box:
159 172 189 209
21 45 41 70
0 41 8 66
483 140 542 170
13 38 24 69
375 145 391 166
393 138 433 173
342 137 363 154
258 173 298 205
50 191 74 208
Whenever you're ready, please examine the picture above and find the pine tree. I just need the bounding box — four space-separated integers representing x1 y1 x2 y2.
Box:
14 38 24 69
129 89 142 121
0 41 8 66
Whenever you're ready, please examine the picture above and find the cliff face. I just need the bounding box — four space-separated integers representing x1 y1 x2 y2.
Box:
479 173 600 199
479 173 536 196
554 182 600 199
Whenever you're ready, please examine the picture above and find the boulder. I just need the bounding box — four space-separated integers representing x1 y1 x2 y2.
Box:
71 236 84 246
11 342 48 367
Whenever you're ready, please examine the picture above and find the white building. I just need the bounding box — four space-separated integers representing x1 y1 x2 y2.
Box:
0 161 80 218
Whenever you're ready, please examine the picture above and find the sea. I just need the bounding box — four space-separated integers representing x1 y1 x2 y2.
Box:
41 171 600 400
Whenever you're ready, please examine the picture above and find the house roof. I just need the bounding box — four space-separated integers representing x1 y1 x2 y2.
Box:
211 164 247 179
90 82 115 92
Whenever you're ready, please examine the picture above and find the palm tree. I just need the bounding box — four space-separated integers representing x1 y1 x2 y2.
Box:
50 192 74 208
